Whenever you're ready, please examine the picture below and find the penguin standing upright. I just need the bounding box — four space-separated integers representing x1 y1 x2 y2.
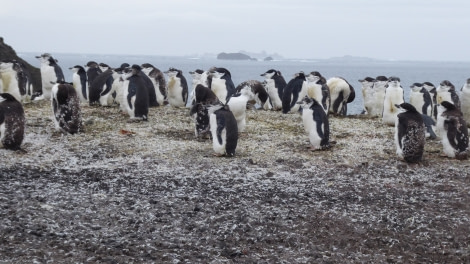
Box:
370 76 388 117
0 61 23 102
409 83 433 116
382 76 404 126
51 83 82 134
189 84 220 138
12 61 33 103
188 69 206 106
88 63 114 106
261 69 286 111
235 80 270 110
208 102 238 157
122 65 149 121
35 53 65 100
0 93 25 150
460 78 470 127
165 67 188 108
436 101 469 160
394 103 425 163
327 77 355 116
85 61 102 91
141 63 167 106
358 77 375 115
227 85 256 132
296 95 330 150
436 80 460 109
69 65 88 103
306 71 330 113
422 82 437 120
209 67 236 104
282 72 307 114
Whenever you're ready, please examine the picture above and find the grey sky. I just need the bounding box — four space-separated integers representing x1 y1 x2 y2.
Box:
2 0 469 61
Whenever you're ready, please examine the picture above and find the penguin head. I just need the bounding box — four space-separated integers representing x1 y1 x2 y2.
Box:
210 67 231 79
0 93 19 103
438 80 455 91
131 64 142 75
85 61 99 69
395 103 418 113
189 69 204 80
410 82 423 92
296 95 316 108
359 77 375 88
35 53 52 63
438 101 457 113
69 65 85 73
0 61 14 72
99 63 110 72
306 71 322 83
387 76 401 87
164 67 181 78
260 69 277 79
422 82 435 92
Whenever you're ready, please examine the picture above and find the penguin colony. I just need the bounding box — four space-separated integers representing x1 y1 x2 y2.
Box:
0 54 469 161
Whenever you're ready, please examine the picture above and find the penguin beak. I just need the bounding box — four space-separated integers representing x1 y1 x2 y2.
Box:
394 104 401 108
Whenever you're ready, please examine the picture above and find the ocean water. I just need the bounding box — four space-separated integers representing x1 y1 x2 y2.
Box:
19 52 470 115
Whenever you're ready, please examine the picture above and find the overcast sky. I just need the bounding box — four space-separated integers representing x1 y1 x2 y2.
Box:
2 0 469 61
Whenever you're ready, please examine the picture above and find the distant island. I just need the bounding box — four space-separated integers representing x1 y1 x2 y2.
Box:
217 52 256 61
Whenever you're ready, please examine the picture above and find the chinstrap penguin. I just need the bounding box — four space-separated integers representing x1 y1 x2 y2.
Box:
422 82 437 120
261 69 286 111
460 78 470 127
306 71 330 113
359 77 375 115
141 63 167 106
165 67 188 108
327 77 355 116
51 83 83 134
235 80 271 110
437 80 460 110
35 53 65 100
382 76 404 126
122 65 149 121
395 103 425 163
409 83 433 116
227 85 256 132
189 84 220 139
209 67 236 104
208 102 238 157
297 95 330 150
88 63 114 106
69 65 88 103
282 72 307 114
0 93 25 150
436 101 469 160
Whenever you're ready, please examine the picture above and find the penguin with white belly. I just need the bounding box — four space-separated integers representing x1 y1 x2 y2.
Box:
209 67 236 104
0 61 23 102
141 63 167 106
235 80 271 110
370 76 388 117
422 82 437 120
261 69 287 111
394 103 425 163
358 77 375 115
436 80 460 110
165 67 188 108
282 72 307 114
51 82 82 134
35 53 65 100
69 65 88 103
436 101 469 160
409 83 433 116
460 78 470 127
296 95 330 150
382 76 404 126
227 85 256 132
0 93 25 150
208 102 238 157
306 71 330 113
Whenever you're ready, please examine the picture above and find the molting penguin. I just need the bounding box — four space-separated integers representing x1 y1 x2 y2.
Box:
460 78 470 127
261 69 286 111
436 80 460 110
227 85 256 132
165 67 188 108
51 83 82 134
141 63 167 106
209 67 236 104
306 71 330 113
69 65 88 103
235 80 271 110
394 103 425 163
370 76 388 117
327 77 355 116
122 65 149 121
358 77 375 115
436 101 469 159
0 93 25 150
189 84 220 138
35 53 65 100
409 83 433 116
382 76 404 126
88 63 114 106
422 82 437 120
296 95 330 150
282 72 307 114
208 102 238 157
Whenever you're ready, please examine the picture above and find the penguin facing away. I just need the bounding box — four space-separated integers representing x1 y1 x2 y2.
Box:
123 65 149 121
88 63 114 106
394 103 425 163
296 95 330 150
0 93 25 150
35 53 65 100
189 84 220 139
460 78 470 127
208 103 238 157
261 69 287 111
51 83 82 134
282 72 307 114
165 67 188 108
436 101 469 160
235 80 271 110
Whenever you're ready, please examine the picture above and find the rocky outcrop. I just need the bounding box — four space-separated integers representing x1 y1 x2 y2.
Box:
217 52 254 61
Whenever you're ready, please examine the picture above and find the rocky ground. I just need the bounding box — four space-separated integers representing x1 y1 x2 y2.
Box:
0 100 469 263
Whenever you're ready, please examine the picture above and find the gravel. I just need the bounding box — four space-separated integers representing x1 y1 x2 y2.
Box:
0 100 469 263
